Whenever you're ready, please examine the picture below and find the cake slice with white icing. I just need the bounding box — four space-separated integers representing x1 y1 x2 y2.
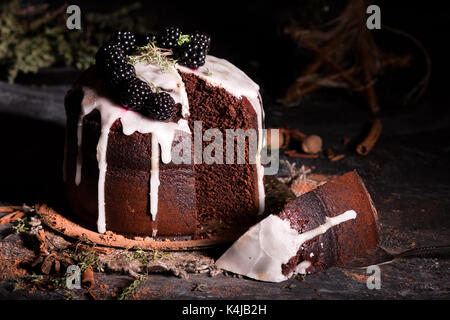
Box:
216 171 380 282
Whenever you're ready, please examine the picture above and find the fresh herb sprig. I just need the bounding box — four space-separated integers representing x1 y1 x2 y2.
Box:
128 41 177 72
118 274 148 300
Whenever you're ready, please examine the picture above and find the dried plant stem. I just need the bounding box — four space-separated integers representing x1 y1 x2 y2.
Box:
281 0 427 116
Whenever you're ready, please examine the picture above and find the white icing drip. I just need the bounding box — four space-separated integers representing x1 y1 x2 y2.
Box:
150 134 160 221
215 210 358 282
177 56 266 214
294 260 311 275
135 62 190 118
96 107 119 234
76 88 190 233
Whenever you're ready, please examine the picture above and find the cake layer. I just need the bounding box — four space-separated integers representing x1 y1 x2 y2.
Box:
181 72 260 236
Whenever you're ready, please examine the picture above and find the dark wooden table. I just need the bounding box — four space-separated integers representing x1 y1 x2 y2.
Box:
0 77 449 300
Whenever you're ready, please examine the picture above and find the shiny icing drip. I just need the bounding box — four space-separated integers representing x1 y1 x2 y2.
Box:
150 134 160 221
293 260 312 275
177 55 266 215
215 210 358 282
76 88 190 233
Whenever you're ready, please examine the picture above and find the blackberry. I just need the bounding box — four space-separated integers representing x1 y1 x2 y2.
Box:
118 77 153 111
175 31 211 69
110 31 137 54
190 31 211 51
176 51 206 69
175 46 207 69
156 26 181 49
144 92 175 120
95 42 126 71
108 63 136 87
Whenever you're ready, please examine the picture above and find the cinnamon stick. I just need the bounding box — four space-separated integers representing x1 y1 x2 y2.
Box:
330 154 346 162
0 211 25 226
0 206 22 213
356 118 382 155
284 150 319 159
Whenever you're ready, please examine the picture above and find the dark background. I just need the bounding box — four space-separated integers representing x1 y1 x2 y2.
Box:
70 0 449 103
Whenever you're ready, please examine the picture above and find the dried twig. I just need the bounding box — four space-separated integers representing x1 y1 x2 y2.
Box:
280 0 426 114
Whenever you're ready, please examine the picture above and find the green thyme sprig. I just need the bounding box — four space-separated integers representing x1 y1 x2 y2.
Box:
144 81 161 94
118 274 148 300
128 41 177 72
12 217 29 234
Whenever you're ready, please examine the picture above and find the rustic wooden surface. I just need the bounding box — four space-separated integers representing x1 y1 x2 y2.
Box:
0 72 449 299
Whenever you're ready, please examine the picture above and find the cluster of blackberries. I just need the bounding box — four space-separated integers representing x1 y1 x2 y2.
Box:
94 27 211 119
95 31 175 120
156 26 211 69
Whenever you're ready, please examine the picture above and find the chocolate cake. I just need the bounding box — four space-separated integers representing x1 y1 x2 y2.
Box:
64 51 265 239
215 171 379 282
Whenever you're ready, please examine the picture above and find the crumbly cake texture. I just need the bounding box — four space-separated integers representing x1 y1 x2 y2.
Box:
215 171 379 282
181 72 259 232
64 55 265 239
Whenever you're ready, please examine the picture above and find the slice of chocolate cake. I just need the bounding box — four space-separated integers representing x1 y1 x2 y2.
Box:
215 171 379 282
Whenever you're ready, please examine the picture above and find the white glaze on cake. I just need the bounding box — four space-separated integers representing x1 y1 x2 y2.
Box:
73 55 265 234
177 55 266 214
215 210 358 282
75 88 190 233
293 260 312 275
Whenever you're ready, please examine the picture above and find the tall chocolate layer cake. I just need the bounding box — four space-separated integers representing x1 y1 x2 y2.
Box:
64 55 265 239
